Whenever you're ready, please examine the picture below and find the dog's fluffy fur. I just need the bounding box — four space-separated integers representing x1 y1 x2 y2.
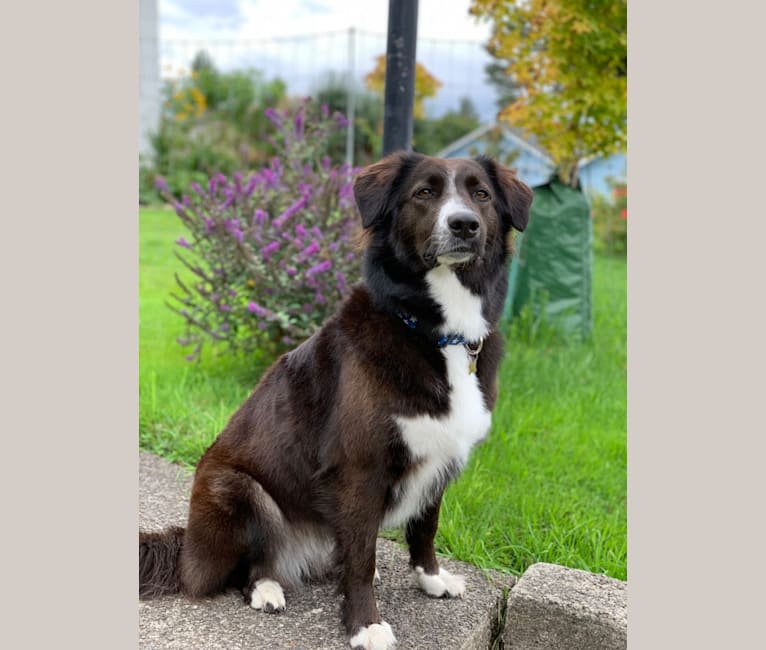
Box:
139 152 531 648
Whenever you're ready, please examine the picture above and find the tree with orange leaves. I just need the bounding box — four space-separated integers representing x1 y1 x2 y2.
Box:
470 0 626 187
364 54 443 120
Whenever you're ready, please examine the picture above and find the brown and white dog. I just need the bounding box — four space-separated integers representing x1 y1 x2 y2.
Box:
139 153 531 649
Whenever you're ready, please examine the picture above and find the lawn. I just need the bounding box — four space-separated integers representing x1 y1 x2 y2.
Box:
139 207 626 581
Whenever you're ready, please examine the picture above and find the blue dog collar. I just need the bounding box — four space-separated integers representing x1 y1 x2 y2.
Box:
396 312 470 348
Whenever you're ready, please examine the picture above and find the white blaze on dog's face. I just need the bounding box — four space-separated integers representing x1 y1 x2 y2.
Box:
353 153 531 274
432 166 485 266
392 157 502 269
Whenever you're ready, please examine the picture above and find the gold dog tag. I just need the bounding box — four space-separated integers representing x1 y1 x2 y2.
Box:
465 338 483 375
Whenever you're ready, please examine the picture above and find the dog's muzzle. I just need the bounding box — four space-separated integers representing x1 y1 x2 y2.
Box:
425 210 484 267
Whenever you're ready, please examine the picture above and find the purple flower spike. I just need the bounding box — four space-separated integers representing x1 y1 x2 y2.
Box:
264 107 282 128
261 241 281 260
247 302 269 318
336 271 348 294
220 304 232 312
191 181 204 195
176 236 191 249
272 195 308 229
297 240 320 262
295 224 308 238
333 111 350 128
155 175 168 192
286 266 297 277
321 103 330 118
244 174 259 197
261 169 280 190
294 110 304 139
253 209 268 226
306 259 332 277
315 292 326 305
339 181 354 207
221 190 234 210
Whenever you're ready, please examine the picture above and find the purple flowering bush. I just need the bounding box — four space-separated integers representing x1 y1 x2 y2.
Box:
157 101 361 361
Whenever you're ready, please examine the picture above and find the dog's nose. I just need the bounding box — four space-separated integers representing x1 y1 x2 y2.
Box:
447 212 481 240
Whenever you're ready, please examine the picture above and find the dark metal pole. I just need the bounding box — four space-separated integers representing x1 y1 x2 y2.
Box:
381 0 419 156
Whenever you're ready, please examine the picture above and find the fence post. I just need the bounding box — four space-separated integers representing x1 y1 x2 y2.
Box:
381 0 419 156
345 26 356 169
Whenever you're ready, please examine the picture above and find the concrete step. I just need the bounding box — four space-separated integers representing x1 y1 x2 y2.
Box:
139 452 512 650
504 563 627 649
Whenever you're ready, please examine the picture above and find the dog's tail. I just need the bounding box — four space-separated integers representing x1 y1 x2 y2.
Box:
139 527 185 599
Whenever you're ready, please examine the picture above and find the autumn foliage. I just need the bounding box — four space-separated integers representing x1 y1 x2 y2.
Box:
470 0 627 186
364 54 443 120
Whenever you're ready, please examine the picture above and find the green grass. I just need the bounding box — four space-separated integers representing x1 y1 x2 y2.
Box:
139 208 268 465
140 207 626 581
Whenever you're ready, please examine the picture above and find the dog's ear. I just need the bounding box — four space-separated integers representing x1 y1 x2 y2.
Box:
353 151 421 229
475 156 533 232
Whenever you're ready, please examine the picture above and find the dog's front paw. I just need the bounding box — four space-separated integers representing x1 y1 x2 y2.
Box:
349 621 396 650
413 566 466 598
249 578 286 613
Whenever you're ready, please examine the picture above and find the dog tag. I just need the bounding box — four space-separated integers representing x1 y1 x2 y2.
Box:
464 338 483 375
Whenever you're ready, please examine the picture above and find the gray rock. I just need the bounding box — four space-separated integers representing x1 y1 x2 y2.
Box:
504 563 627 650
139 452 513 649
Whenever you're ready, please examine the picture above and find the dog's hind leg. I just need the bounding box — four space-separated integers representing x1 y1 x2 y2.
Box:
178 464 283 603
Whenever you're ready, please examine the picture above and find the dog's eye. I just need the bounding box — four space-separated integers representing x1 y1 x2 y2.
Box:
415 188 435 199
473 189 491 202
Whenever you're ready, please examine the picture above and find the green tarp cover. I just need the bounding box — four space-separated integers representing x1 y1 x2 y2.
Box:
504 177 593 337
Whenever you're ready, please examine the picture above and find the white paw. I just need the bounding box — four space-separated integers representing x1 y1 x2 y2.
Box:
250 578 286 613
349 621 396 649
374 568 381 584
413 566 466 598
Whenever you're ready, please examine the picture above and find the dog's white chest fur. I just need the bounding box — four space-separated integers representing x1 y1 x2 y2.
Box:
382 266 491 529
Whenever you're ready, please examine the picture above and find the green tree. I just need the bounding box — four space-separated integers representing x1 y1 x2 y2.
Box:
484 60 522 113
148 50 288 197
311 73 384 167
470 0 627 187
413 96 482 156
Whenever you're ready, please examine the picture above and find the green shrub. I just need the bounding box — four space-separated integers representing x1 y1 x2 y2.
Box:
157 102 362 362
591 179 627 256
150 52 288 198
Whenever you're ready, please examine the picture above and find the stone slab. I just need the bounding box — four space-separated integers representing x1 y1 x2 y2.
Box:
504 562 627 650
139 452 512 649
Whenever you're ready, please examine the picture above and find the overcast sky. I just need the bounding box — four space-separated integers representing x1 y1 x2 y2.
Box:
159 0 492 42
158 0 499 120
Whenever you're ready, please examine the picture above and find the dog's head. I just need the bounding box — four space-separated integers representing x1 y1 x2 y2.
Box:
353 152 532 272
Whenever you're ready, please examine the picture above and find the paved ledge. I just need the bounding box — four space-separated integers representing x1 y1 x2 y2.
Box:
504 562 627 650
139 452 512 650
